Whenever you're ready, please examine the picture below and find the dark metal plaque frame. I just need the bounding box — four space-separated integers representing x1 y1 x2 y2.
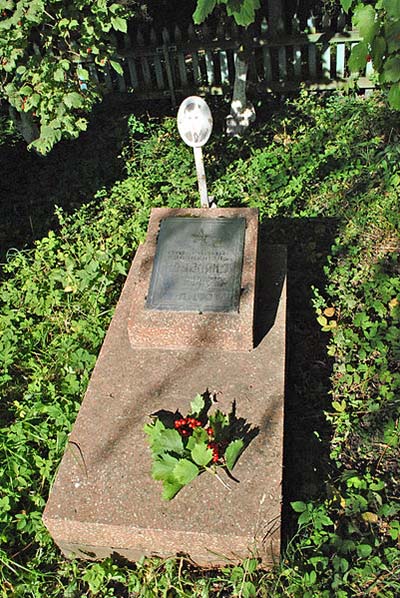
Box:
146 217 245 313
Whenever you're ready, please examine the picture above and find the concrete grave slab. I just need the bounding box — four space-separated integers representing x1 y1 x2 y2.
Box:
128 208 258 352
43 232 286 567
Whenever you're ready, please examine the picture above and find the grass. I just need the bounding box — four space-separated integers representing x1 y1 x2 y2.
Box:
0 89 399 596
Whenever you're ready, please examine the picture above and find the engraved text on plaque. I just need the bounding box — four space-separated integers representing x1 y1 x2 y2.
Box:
146 217 245 312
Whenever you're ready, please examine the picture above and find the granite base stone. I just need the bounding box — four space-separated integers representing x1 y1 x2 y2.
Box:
43 240 286 566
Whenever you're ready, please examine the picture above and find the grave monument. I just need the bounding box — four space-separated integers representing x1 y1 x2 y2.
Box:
43 97 286 566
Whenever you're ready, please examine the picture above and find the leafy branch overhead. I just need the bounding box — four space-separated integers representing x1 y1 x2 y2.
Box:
341 0 400 109
193 0 261 27
0 0 138 154
144 393 251 500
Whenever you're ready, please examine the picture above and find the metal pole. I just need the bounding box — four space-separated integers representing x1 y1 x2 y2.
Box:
193 146 209 208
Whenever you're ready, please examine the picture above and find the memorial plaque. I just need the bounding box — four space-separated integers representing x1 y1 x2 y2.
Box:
146 217 245 313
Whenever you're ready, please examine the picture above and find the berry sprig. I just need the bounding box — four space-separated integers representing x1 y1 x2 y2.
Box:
174 416 202 437
144 393 246 500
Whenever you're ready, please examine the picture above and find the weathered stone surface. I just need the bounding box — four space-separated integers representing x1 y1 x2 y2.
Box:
128 208 258 352
43 237 286 567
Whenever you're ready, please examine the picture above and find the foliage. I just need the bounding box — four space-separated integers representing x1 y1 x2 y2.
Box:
341 0 400 108
0 111 20 145
0 90 399 595
144 392 245 500
193 0 260 27
0 0 138 154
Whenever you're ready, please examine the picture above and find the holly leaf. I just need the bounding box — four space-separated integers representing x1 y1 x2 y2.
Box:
353 4 379 44
152 453 179 480
225 438 244 470
193 0 216 24
161 476 184 500
191 443 213 467
151 428 184 456
190 393 205 416
173 459 199 485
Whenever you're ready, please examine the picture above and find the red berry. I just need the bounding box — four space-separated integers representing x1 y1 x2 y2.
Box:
87 48 92 53
207 427 214 436
366 54 372 62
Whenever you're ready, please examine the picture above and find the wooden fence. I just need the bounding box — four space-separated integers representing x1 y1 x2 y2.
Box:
86 13 375 105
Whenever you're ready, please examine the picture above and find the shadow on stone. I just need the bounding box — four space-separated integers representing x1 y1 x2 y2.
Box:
258 217 338 547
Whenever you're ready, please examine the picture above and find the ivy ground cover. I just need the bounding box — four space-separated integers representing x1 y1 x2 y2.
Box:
0 90 399 596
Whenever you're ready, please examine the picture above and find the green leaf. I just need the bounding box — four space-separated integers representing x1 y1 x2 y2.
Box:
144 419 165 444
298 510 312 525
225 438 244 470
151 453 179 480
353 4 378 44
20 85 32 95
383 0 400 19
152 429 184 456
340 0 353 13
381 56 400 83
226 0 261 27
356 544 373 558
54 68 65 82
193 0 216 24
388 82 400 109
242 581 257 598
191 443 213 467
63 92 83 109
161 476 184 500
110 60 123 76
243 558 259 573
173 459 199 485
291 501 307 513
348 41 369 73
111 16 127 33
191 426 208 445
190 393 205 415
385 20 400 53
371 36 386 70
332 400 346 412
77 67 89 80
